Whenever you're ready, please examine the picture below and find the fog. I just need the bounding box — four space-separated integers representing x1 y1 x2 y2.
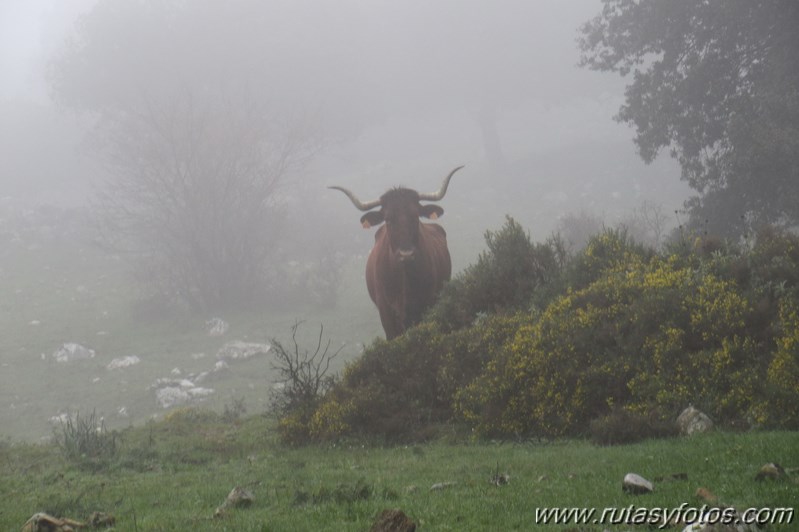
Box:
1 0 689 213
1 0 691 439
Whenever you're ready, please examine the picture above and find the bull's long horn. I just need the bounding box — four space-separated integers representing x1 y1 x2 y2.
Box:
418 165 464 202
328 185 382 211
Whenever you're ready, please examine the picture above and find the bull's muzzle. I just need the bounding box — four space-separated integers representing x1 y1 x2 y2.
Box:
397 249 416 263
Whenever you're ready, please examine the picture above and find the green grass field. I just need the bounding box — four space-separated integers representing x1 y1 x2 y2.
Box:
1 413 797 530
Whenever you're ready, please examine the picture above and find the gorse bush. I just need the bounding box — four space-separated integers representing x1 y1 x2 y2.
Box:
457 248 772 437
766 298 799 428
286 223 799 443
565 227 653 291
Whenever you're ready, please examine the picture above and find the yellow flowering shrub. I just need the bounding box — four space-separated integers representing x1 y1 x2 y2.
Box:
277 406 316 446
309 396 354 440
763 299 799 427
457 233 770 438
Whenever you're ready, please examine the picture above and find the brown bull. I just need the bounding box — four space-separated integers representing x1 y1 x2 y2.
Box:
330 166 463 339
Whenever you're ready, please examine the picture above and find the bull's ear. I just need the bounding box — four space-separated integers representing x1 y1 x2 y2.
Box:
420 204 444 220
360 211 384 228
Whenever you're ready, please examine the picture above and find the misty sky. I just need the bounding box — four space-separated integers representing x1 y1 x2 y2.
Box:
0 0 688 224
1 0 94 102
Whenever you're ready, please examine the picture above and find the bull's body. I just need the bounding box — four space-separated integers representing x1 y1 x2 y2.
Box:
366 216 451 339
331 167 462 339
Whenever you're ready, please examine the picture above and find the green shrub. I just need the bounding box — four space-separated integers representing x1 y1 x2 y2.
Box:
429 216 565 330
308 314 530 443
309 322 449 443
748 226 799 290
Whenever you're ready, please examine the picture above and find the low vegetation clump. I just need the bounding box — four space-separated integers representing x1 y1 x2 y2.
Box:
292 219 799 444
271 322 342 445
52 410 119 470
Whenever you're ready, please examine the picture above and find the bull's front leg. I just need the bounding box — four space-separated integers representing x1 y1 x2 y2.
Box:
377 302 404 340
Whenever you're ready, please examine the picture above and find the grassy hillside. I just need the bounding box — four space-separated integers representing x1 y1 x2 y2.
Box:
2 204 796 531
1 413 796 530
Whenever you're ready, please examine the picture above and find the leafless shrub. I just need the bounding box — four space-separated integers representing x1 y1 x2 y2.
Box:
556 211 604 253
618 200 670 250
269 322 342 417
91 88 320 312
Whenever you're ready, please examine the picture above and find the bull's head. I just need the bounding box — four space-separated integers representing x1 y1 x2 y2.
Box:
330 166 463 263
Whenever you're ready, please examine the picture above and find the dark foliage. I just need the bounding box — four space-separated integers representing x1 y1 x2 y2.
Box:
589 408 677 446
429 216 566 331
579 0 799 237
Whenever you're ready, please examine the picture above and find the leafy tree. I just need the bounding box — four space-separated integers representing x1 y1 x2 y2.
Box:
579 0 799 237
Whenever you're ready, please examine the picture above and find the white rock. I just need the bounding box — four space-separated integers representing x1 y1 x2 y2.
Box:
49 413 71 426
207 317 229 336
52 343 95 363
150 377 174 388
106 355 141 370
682 513 761 532
676 406 714 435
622 473 653 494
156 386 190 409
152 377 215 408
187 387 214 398
216 341 270 361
